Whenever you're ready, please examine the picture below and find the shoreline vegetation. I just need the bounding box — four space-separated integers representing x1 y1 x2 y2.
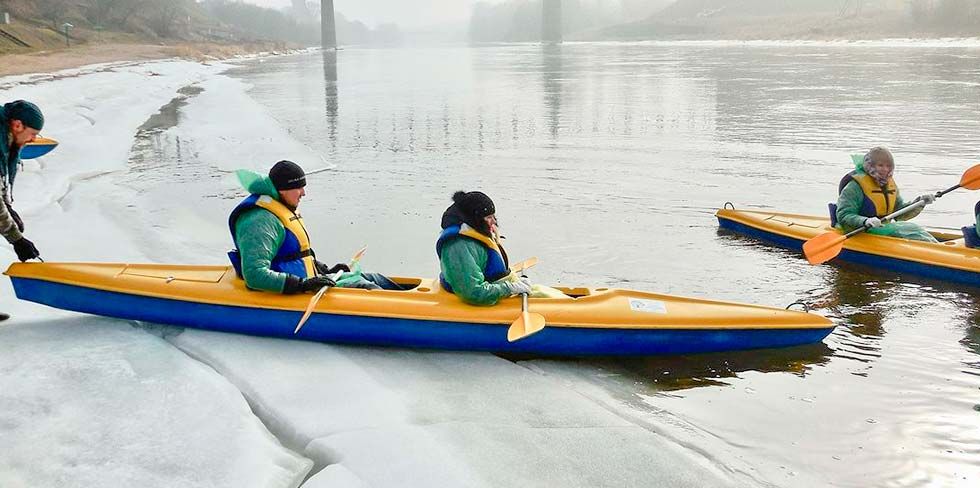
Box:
0 0 311 76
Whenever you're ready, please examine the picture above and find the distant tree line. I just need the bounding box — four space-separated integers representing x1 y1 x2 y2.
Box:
201 0 319 44
909 0 979 27
469 0 610 42
18 0 403 46
469 0 672 42
32 0 192 37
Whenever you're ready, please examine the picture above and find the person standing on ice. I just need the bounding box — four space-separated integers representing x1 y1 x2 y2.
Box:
437 191 564 305
1 101 45 321
833 146 938 243
228 160 401 293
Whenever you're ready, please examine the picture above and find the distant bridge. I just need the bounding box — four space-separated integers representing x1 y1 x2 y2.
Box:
319 0 562 48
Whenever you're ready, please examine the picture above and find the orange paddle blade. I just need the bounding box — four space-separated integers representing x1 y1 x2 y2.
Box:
509 256 539 274
959 163 980 190
294 285 330 334
802 231 847 265
507 311 546 342
349 246 368 265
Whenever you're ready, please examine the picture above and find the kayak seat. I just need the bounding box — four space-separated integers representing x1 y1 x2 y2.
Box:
828 203 838 227
228 250 244 278
963 226 980 248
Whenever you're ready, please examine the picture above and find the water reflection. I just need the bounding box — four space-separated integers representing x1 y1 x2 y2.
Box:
587 343 833 392
541 43 562 141
822 267 894 338
322 50 338 152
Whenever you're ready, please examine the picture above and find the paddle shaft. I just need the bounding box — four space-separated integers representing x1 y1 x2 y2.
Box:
847 180 964 238
506 270 546 342
838 182 952 238
845 199 928 238
294 249 366 334
936 183 961 198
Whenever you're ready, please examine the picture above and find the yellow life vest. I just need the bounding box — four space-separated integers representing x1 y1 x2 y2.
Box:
252 195 316 278
851 173 898 217
458 225 503 253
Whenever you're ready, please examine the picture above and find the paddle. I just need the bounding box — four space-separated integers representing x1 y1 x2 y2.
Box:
509 256 538 273
803 163 980 265
293 246 367 334
505 260 546 342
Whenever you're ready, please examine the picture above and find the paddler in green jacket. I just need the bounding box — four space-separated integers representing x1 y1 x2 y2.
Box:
436 191 565 306
834 146 938 243
228 160 402 293
1 101 44 263
1 100 45 322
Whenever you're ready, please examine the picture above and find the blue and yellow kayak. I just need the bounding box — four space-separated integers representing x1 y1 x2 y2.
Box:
5 262 834 356
716 207 980 286
20 137 58 159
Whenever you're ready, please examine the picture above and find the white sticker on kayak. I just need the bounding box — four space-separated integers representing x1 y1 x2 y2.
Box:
629 298 667 314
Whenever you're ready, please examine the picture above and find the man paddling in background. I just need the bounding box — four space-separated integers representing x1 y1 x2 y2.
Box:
1 100 46 322
228 160 402 293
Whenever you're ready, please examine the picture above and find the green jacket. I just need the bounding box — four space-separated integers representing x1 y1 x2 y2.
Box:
0 106 24 243
233 173 292 293
836 176 919 232
835 161 935 243
439 237 513 306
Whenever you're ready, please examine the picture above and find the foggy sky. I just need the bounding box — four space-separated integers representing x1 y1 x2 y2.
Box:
242 0 505 29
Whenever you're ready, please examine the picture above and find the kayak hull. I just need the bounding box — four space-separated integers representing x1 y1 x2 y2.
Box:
6 262 835 356
20 137 58 159
716 208 980 287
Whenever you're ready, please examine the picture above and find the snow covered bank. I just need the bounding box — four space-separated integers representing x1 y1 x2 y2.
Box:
0 58 314 487
0 319 311 488
170 329 744 487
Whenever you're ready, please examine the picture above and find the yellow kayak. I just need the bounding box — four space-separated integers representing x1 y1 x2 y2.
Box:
716 206 980 286
20 137 58 159
5 262 834 356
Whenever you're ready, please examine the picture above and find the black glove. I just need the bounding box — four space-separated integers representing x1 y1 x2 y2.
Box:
12 237 40 262
9 207 23 233
283 275 336 294
315 260 350 275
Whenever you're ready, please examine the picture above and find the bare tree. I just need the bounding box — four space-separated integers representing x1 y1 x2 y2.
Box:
147 0 187 38
86 0 149 29
36 0 72 28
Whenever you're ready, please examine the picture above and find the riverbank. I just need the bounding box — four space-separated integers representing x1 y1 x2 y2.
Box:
0 40 302 77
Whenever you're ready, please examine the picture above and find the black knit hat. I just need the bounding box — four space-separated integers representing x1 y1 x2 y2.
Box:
269 160 306 190
452 191 495 220
4 100 44 130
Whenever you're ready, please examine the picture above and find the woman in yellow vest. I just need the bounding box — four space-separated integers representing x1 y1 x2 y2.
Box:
834 147 937 242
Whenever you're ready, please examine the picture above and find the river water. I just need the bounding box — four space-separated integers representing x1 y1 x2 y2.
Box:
198 43 978 486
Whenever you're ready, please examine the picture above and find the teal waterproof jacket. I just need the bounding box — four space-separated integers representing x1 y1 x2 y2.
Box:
438 238 513 306
0 106 25 243
835 160 937 243
232 173 295 293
